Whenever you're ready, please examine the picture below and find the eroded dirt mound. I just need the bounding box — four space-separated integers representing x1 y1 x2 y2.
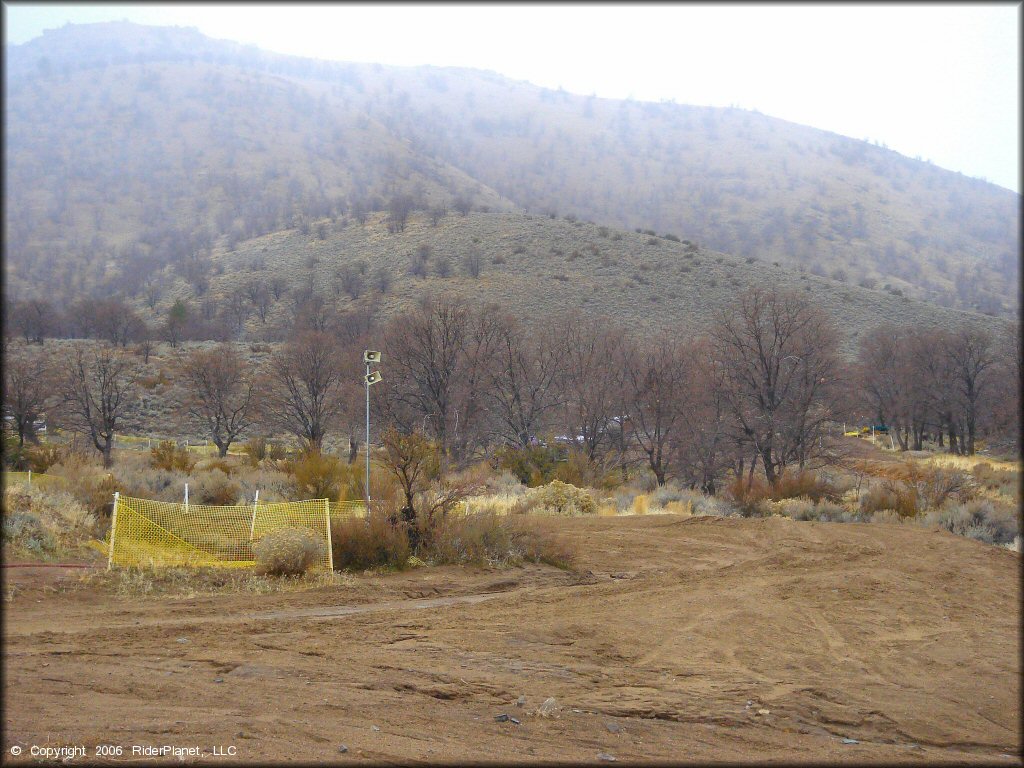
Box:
3 515 1019 764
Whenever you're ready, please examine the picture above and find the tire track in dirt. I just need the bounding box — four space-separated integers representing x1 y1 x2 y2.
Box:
4 589 518 638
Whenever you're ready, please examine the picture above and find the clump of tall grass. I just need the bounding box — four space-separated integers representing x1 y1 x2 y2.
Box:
331 511 411 571
512 480 596 516
2 484 97 558
253 526 326 576
423 511 576 568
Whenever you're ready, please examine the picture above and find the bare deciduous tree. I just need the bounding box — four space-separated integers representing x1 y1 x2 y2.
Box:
711 287 841 484
261 331 349 451
177 345 257 457
381 296 470 455
624 333 691 486
57 345 139 467
9 299 53 345
485 314 564 449
943 325 997 455
557 312 628 464
90 298 146 347
3 342 53 447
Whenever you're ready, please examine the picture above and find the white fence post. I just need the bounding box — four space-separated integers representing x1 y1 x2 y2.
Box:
107 491 120 570
184 483 189 515
249 490 260 541
324 499 334 572
27 470 31 486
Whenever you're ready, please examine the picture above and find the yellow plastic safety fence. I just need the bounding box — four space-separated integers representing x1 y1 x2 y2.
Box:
2 471 67 490
108 495 334 571
329 500 368 519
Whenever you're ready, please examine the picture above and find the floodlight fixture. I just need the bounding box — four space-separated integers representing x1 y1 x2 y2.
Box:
365 370 382 385
364 350 382 364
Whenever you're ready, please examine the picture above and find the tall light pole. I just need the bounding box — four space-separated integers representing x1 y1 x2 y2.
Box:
363 350 382 511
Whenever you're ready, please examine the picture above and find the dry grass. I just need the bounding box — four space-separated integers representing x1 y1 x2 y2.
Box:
253 527 326 576
81 566 349 598
331 511 411 572
424 511 576 569
511 480 597 516
2 484 100 560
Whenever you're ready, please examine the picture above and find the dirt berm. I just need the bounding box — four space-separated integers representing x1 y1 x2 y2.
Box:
3 515 1020 763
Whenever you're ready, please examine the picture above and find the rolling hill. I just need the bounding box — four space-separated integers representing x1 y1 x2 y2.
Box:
3 21 1018 325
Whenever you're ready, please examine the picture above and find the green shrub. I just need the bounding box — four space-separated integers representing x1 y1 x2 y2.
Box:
423 512 576 568
649 485 687 508
613 490 637 513
552 450 621 489
49 455 120 517
2 511 57 556
253 527 325 576
860 481 918 518
23 444 64 473
243 438 268 465
193 468 242 505
150 440 196 473
516 480 596 516
725 476 771 517
769 470 840 503
331 511 410 571
496 444 562 487
112 465 179 501
289 451 346 501
926 500 1019 545
909 465 974 509
196 458 236 477
243 438 287 465
2 485 94 557
812 501 857 523
777 497 816 520
971 463 1020 501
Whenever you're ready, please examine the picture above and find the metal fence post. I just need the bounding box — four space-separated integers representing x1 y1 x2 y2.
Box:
324 498 334 572
107 491 120 570
249 490 260 541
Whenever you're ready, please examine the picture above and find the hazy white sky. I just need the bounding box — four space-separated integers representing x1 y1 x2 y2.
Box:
4 2 1020 192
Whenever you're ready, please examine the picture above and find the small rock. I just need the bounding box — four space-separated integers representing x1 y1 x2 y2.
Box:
598 753 617 762
509 717 521 725
605 722 622 734
515 695 527 707
757 708 770 716
338 745 348 753
841 738 859 745
495 713 511 722
176 637 189 644
213 677 224 683
371 725 380 732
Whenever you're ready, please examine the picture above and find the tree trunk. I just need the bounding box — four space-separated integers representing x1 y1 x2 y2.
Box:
217 441 229 458
747 452 759 489
348 436 359 465
760 448 776 485
102 437 114 469
653 464 666 487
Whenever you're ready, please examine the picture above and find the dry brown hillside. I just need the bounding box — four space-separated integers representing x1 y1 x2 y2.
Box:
4 22 1019 318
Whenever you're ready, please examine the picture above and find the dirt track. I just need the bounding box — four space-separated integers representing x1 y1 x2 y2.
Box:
3 515 1020 764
